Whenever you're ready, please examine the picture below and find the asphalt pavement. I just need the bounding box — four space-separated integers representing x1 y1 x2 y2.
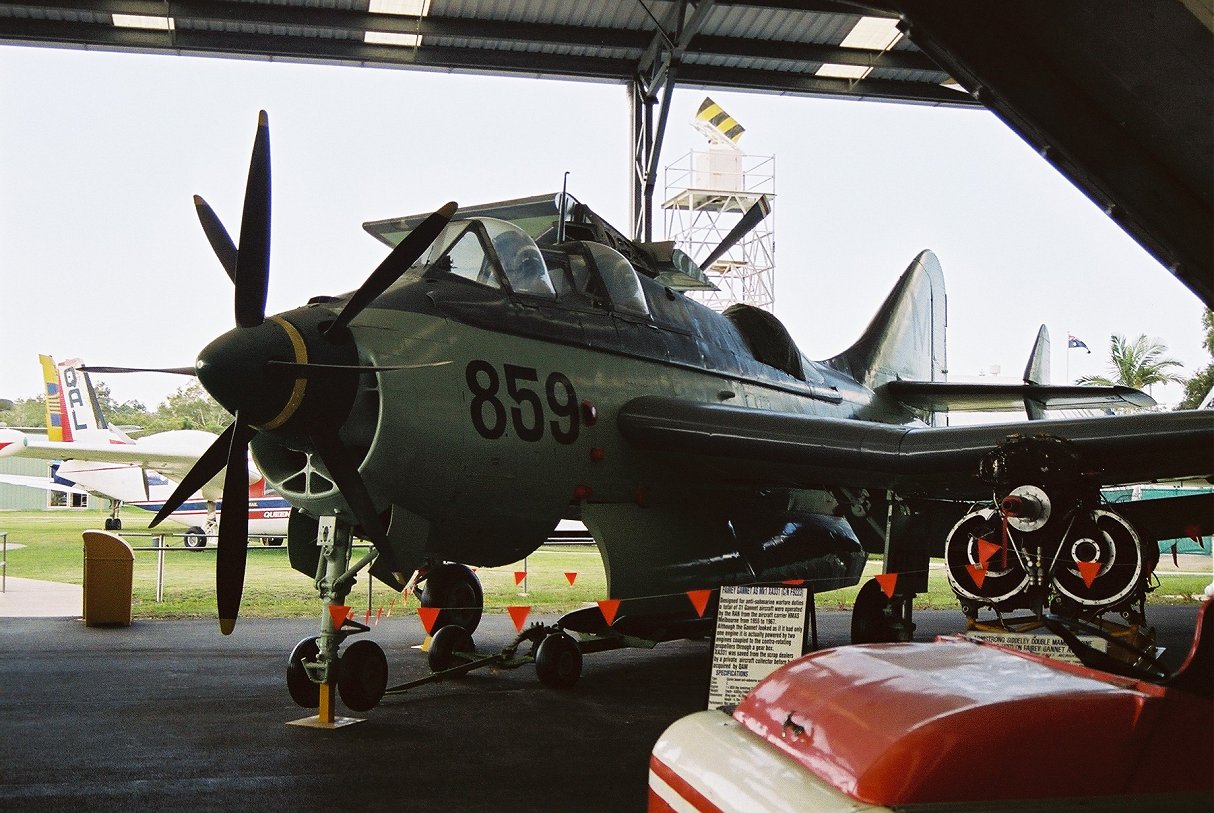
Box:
0 602 1206 812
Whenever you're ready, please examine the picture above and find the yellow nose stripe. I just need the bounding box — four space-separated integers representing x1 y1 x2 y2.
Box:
259 316 308 431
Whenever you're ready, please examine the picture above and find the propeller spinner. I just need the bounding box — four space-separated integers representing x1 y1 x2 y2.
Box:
152 110 457 634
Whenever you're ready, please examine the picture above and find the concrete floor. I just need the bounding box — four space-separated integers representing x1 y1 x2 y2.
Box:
0 606 1203 812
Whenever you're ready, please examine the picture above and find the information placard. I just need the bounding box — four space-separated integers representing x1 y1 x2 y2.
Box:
964 630 1108 665
707 584 809 709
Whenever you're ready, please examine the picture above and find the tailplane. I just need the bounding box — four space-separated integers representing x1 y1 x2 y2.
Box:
827 250 947 389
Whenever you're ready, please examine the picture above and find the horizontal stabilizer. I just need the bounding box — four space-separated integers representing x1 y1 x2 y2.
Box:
0 473 91 496
883 381 1156 413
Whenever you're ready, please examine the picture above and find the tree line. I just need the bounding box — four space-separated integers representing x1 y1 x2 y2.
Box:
0 380 231 435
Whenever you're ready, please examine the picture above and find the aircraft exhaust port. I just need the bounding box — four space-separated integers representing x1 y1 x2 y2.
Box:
81 530 135 627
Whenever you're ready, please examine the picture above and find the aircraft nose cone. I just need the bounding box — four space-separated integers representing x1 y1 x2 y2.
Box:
196 319 300 427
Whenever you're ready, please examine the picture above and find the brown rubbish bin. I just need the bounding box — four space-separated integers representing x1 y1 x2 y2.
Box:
82 530 134 626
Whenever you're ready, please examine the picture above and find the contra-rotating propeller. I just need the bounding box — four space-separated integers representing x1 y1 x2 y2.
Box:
151 110 457 634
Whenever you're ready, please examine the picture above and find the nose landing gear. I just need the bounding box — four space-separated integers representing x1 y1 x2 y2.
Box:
286 515 390 728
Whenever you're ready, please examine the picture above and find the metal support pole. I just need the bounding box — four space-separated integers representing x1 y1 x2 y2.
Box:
155 535 165 602
629 79 651 241
1 531 6 593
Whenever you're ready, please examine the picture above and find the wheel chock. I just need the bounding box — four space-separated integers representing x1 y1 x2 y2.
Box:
287 681 365 730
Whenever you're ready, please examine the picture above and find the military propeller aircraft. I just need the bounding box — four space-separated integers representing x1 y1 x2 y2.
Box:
103 112 1210 714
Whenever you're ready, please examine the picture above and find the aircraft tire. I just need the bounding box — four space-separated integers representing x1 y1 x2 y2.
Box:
420 563 484 634
428 625 475 673
337 639 388 712
104 517 121 531
286 637 321 708
184 527 207 549
535 632 582 690
850 579 898 644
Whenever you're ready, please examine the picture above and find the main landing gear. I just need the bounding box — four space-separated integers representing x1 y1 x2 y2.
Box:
417 562 483 634
103 500 123 531
851 579 915 644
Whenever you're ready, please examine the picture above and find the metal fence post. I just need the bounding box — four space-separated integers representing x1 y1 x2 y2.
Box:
1 531 6 593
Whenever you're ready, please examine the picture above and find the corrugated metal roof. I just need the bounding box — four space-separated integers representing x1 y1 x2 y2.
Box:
0 1 966 107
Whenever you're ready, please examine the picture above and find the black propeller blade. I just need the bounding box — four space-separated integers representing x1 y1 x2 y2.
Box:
149 421 254 529
193 195 238 283
215 411 254 635
264 360 451 376
309 429 399 577
325 201 458 336
80 365 197 376
699 195 771 269
234 111 271 329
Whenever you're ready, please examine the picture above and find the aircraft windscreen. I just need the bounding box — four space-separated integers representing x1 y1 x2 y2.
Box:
425 222 501 289
583 242 650 317
425 218 555 298
483 218 555 298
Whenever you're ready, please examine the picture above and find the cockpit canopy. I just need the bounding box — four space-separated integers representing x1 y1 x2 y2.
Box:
425 217 651 318
426 217 556 298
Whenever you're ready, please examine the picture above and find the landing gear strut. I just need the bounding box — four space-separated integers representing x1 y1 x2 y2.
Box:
286 515 388 725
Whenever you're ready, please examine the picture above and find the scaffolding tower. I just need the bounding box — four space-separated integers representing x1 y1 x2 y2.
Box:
662 99 776 312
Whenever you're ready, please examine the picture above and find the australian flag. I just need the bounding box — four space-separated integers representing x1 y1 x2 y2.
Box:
1068 334 1091 353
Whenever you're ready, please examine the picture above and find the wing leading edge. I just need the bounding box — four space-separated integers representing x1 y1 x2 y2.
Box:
617 396 1213 500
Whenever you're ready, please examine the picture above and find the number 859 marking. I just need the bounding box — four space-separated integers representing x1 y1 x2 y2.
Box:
466 360 579 444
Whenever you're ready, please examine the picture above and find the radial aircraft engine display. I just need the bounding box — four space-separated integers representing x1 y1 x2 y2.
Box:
107 112 1211 714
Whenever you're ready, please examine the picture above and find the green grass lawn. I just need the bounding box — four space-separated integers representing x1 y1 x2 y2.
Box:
1 510 1208 621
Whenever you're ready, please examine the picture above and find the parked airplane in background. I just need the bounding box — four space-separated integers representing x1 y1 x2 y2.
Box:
0 356 288 546
108 113 1209 713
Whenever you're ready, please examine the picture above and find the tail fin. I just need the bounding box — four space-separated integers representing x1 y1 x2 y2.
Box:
1023 325 1051 420
40 355 69 442
39 356 129 444
827 250 947 390
1023 324 1051 385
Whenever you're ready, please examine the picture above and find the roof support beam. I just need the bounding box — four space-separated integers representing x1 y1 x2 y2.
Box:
631 0 715 242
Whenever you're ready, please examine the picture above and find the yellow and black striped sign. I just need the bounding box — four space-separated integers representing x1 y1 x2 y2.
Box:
695 97 744 144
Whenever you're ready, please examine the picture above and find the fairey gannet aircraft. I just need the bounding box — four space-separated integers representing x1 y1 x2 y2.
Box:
99 112 1210 713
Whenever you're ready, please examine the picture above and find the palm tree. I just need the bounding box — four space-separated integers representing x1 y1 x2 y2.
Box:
1076 333 1185 391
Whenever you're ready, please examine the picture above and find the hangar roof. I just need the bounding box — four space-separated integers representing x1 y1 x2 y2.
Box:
0 1 1209 305
0 1 967 106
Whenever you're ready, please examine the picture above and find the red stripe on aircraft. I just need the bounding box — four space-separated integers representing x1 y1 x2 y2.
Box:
649 755 726 813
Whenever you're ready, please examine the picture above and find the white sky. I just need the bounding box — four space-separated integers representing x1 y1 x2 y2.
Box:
1 45 1206 410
